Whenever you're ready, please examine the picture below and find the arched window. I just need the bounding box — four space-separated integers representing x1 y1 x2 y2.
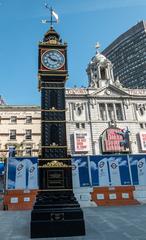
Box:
139 107 144 116
76 106 82 116
100 67 106 79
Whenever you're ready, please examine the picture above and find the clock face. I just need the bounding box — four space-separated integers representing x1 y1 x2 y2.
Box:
41 50 65 70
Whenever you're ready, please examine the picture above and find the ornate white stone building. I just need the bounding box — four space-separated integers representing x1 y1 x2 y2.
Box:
0 46 146 158
66 44 146 155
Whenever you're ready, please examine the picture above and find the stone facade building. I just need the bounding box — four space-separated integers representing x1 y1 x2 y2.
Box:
0 47 146 158
66 45 146 155
0 105 40 158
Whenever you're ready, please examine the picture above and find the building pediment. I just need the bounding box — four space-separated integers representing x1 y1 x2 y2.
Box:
88 85 130 98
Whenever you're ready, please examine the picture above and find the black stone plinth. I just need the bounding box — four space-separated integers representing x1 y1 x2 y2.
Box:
30 191 85 238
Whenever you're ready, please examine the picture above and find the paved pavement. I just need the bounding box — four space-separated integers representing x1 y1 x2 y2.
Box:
0 205 146 240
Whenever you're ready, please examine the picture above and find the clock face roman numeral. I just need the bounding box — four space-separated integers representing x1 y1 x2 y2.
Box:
42 49 65 70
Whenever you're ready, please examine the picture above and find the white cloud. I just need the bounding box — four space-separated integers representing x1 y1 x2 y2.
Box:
72 158 82 165
118 160 127 166
79 161 87 167
130 159 137 165
90 161 97 170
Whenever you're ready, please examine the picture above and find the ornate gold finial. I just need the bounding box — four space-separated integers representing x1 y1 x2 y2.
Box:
51 107 56 111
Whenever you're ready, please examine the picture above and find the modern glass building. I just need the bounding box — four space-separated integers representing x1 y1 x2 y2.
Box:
102 21 146 88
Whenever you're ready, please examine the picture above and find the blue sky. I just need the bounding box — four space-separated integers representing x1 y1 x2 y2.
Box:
0 0 145 105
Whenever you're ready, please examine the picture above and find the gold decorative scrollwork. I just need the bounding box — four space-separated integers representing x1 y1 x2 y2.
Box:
40 160 70 168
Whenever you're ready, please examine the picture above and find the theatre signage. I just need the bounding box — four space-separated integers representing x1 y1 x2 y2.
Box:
101 127 130 153
139 132 146 151
74 132 90 152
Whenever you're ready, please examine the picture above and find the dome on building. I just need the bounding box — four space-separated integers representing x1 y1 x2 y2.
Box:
91 52 107 64
90 42 110 65
86 42 114 88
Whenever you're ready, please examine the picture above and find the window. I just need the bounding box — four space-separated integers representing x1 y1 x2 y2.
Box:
10 116 17 124
139 123 146 129
76 123 80 128
25 147 32 156
10 130 16 140
25 129 32 140
107 104 115 121
26 116 32 124
115 104 123 120
99 103 107 120
76 106 82 116
81 123 85 128
100 67 106 79
139 107 144 116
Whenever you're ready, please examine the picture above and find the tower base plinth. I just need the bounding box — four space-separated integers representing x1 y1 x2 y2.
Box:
30 191 85 238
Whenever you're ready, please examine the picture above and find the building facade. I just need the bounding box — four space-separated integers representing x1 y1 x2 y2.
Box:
102 21 146 88
0 48 146 158
0 105 41 158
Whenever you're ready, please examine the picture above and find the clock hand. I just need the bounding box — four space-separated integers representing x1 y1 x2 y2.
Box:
49 56 58 62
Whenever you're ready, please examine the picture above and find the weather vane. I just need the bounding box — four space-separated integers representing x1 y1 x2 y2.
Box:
95 42 100 53
42 1 59 27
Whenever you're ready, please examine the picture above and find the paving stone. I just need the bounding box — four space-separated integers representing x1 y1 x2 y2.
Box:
0 205 146 240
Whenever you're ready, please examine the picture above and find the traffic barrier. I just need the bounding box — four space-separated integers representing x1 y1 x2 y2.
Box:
74 187 96 207
3 190 38 210
133 186 146 204
90 186 140 206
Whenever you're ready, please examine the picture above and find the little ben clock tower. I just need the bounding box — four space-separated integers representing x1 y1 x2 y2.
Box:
38 27 71 190
30 14 85 238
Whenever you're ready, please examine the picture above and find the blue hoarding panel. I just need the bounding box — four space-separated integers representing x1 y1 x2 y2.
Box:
72 156 90 188
7 157 38 190
129 154 146 185
89 155 131 186
0 161 4 175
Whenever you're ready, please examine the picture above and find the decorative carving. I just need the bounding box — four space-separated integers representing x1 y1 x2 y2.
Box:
41 160 70 168
136 104 146 116
114 76 123 88
105 89 111 95
50 107 56 111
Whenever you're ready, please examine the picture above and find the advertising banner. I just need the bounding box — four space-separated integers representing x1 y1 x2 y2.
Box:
89 156 99 186
28 162 38 189
15 160 27 189
108 158 121 186
129 154 146 185
74 132 90 152
98 158 109 186
6 157 38 190
90 155 131 186
101 127 130 153
139 132 146 151
0 161 4 175
109 155 131 186
72 156 90 188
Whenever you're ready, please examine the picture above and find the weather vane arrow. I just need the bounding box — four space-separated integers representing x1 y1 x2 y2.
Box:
41 2 59 27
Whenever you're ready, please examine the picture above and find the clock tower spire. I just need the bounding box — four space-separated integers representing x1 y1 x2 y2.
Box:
31 6 85 239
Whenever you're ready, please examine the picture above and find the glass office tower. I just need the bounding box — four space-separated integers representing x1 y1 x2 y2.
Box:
102 21 146 88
